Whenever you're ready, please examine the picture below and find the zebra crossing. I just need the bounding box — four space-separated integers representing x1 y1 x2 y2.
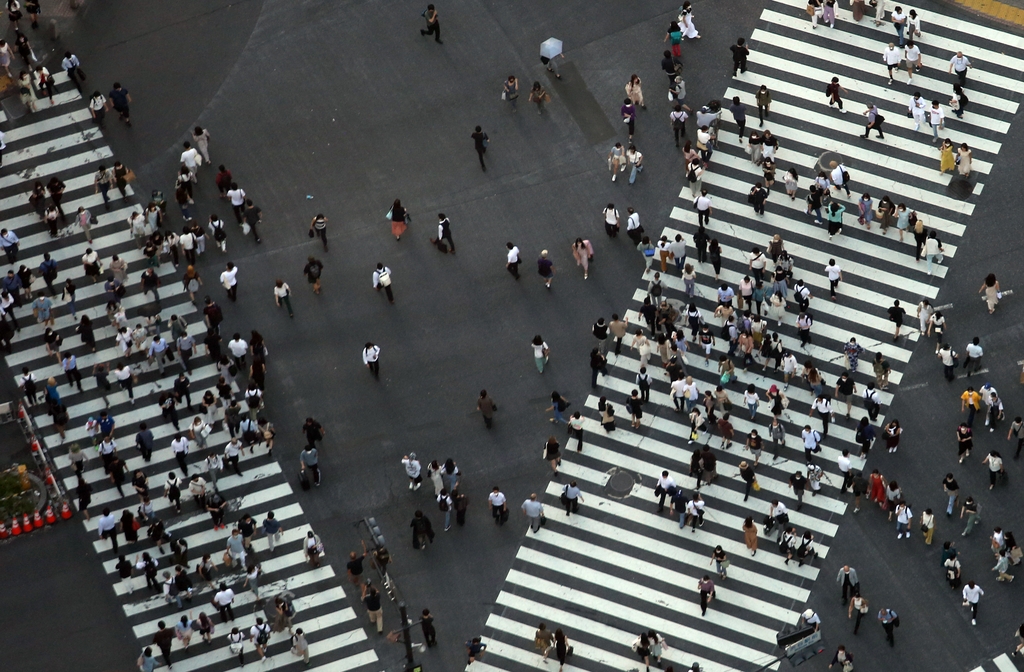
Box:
479 3 1024 670
971 653 1023 672
4 72 377 670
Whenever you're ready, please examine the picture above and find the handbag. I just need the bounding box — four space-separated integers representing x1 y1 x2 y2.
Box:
241 222 251 235
920 524 928 533
222 551 232 564
752 480 761 491
843 662 854 672
124 169 137 183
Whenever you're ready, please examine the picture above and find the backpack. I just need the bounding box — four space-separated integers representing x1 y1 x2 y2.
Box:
308 263 321 279
377 270 391 287
650 281 662 298
212 223 227 242
438 497 450 512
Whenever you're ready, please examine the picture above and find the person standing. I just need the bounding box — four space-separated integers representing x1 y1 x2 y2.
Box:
309 214 328 251
373 263 394 303
962 581 983 625
420 4 442 43
361 342 381 378
471 126 487 171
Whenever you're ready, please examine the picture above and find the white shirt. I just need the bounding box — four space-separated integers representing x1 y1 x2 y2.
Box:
772 501 788 516
694 195 712 211
824 264 841 281
273 283 290 299
181 147 200 169
179 232 195 250
603 208 619 225
671 379 688 398
837 455 851 473
908 95 926 117
962 584 983 604
928 106 944 125
506 246 519 264
966 342 983 359
214 588 235 606
830 164 846 185
802 429 820 449
220 267 238 288
812 398 833 414
488 491 507 507
224 440 242 458
89 93 106 111
227 188 246 206
883 46 901 65
657 474 676 490
891 9 906 24
228 338 248 357
905 44 921 62
372 267 391 288
402 458 421 478
362 345 380 364
171 437 189 455
532 341 548 358
950 55 971 71
626 212 641 231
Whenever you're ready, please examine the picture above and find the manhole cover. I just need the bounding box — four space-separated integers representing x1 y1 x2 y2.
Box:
605 467 640 500
946 176 975 200
817 151 843 174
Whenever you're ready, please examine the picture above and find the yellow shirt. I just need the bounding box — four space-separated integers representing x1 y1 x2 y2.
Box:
961 390 981 409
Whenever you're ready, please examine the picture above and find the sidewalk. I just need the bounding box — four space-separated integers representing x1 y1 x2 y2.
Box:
940 0 1024 31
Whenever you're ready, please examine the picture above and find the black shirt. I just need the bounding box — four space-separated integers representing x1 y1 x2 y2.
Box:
790 473 807 490
593 322 608 339
347 556 365 576
364 592 382 611
239 518 256 538
304 421 323 445
244 206 262 226
730 44 750 63
661 55 681 75
888 305 906 324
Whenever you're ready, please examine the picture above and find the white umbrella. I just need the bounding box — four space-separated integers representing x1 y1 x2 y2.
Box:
540 38 563 59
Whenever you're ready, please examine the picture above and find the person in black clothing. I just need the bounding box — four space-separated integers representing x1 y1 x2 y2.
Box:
589 348 608 388
660 49 682 85
887 300 905 341
303 418 324 446
694 224 709 264
749 182 768 215
471 126 487 171
420 4 442 43
243 200 262 244
639 298 657 333
109 455 128 496
421 609 437 647
730 37 750 75
411 510 434 549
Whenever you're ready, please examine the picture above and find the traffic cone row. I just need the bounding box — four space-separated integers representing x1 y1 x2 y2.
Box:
11 516 20 535
44 505 56 525
0 503 67 539
22 512 32 533
60 500 72 519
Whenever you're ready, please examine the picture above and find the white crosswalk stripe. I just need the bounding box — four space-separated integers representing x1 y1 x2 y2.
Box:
970 653 1022 672
1 76 377 670
481 4 1023 670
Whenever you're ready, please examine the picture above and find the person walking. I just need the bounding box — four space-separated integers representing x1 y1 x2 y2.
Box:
309 214 328 251
962 580 983 625
698 575 716 616
961 495 980 536
301 444 321 487
878 607 898 646
373 263 394 303
435 213 455 253
505 242 521 279
362 343 382 373
529 82 550 115
979 273 1000 314
471 126 487 171
826 77 848 113
273 279 293 318
420 4 441 43
522 493 544 533
625 74 645 108
949 51 971 87
219 262 238 302
503 75 519 113
862 103 885 139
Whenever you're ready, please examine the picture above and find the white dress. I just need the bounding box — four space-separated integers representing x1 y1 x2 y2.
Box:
681 11 699 38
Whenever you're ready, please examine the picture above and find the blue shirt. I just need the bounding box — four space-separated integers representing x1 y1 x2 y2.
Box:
99 416 115 435
109 87 129 109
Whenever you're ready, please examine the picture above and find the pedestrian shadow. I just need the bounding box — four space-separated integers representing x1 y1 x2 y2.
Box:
544 61 616 145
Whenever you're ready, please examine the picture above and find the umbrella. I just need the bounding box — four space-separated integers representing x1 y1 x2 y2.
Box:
540 38 563 59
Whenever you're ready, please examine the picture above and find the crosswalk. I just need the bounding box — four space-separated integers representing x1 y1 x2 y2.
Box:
479 3 1024 670
5 73 378 670
971 653 1023 672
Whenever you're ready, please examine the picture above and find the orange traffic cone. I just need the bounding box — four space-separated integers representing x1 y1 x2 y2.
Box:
33 509 43 529
44 505 56 525
60 500 73 519
21 512 33 532
0 519 8 539
11 516 21 536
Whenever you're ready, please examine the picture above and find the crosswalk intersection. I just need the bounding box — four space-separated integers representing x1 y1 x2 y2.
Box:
480 3 1024 671
5 73 377 670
